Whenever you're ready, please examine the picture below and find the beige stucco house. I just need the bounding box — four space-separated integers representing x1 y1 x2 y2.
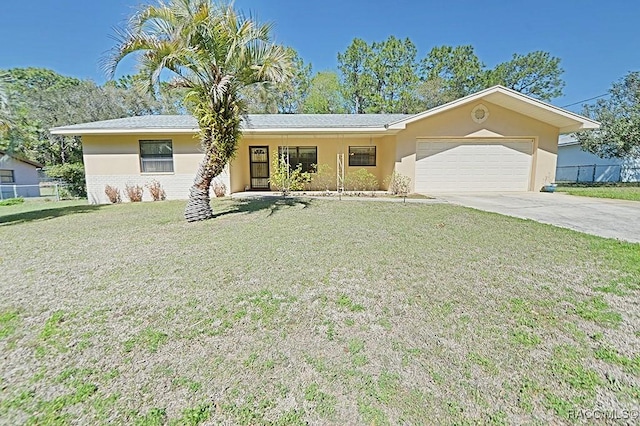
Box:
0 150 42 200
51 86 598 204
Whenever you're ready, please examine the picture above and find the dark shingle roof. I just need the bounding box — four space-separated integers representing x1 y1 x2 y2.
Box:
50 114 413 134
0 150 43 168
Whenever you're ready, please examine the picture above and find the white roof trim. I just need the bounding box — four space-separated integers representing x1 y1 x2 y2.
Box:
242 127 392 134
50 128 199 136
387 85 600 133
51 126 394 136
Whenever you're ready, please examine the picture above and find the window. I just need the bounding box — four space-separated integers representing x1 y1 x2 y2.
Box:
349 146 376 167
140 140 174 173
0 170 15 183
278 146 317 173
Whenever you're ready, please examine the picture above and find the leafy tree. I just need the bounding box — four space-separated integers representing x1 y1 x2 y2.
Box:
275 48 311 114
419 45 485 102
412 78 453 110
243 48 311 114
576 72 640 159
0 74 11 136
1 68 85 163
484 51 564 101
106 74 187 115
368 36 420 113
303 71 347 113
338 36 420 114
45 162 86 197
338 38 374 113
1 68 183 166
107 0 291 221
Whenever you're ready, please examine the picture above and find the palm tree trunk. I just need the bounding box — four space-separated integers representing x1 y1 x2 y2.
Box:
184 130 228 222
184 154 215 222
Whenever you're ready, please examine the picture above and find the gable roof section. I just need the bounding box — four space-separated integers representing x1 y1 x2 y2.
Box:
387 85 600 133
50 114 412 136
0 150 43 168
49 86 598 136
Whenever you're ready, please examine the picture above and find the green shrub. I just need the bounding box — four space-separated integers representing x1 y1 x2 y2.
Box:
345 169 378 193
45 162 86 198
307 163 334 191
269 153 312 195
0 197 24 206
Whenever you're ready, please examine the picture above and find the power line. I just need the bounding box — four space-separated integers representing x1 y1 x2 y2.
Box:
560 93 609 108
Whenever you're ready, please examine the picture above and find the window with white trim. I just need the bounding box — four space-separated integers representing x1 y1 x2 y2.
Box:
140 140 174 173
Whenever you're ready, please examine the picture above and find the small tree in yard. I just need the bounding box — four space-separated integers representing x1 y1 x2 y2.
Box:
269 153 311 196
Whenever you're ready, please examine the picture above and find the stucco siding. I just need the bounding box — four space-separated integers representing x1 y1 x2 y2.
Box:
82 134 229 204
231 135 396 193
394 101 559 192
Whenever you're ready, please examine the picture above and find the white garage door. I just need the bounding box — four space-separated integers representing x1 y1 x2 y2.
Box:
415 140 533 193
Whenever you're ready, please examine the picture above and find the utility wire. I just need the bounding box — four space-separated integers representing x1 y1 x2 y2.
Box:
560 93 609 108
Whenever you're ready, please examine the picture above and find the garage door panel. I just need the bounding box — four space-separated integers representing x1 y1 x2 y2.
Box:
415 140 532 192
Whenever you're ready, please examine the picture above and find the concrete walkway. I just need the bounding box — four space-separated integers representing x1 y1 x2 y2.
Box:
438 192 640 243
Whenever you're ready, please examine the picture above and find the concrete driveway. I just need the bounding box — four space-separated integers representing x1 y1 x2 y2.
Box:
438 192 640 243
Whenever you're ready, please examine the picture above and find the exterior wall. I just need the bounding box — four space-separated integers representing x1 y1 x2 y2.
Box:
394 101 559 192
82 134 230 204
230 135 396 193
0 156 40 198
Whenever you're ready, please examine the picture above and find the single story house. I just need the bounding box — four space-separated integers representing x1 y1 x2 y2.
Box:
556 135 640 182
51 85 598 204
0 150 42 199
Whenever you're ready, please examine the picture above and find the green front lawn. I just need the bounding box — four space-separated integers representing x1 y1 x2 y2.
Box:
557 185 640 201
0 198 638 424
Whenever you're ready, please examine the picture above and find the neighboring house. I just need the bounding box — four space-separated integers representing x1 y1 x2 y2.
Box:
50 86 598 204
556 135 640 182
0 150 42 199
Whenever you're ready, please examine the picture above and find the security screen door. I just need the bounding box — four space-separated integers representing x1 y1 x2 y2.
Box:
249 146 270 190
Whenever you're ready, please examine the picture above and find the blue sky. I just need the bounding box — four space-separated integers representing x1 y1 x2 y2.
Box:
1 0 638 111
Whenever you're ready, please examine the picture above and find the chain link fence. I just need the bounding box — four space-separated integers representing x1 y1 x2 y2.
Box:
0 183 66 201
556 165 640 183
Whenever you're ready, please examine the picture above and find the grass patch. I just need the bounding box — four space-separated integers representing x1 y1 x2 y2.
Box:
574 296 622 327
0 197 24 206
595 346 640 375
0 198 638 424
0 309 20 339
124 328 168 353
557 185 640 201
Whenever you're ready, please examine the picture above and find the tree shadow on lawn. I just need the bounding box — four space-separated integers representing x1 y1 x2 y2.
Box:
0 204 105 227
212 196 312 219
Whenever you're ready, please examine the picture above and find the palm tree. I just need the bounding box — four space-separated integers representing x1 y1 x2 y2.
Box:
106 0 291 221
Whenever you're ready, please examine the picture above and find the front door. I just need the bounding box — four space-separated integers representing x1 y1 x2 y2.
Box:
249 146 270 190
